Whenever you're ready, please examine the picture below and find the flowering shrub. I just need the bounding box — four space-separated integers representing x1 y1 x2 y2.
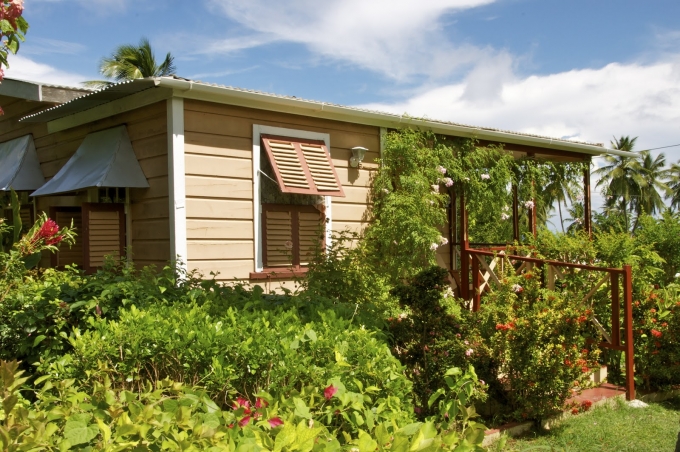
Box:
475 272 602 420
0 0 28 115
0 359 487 451
632 285 680 389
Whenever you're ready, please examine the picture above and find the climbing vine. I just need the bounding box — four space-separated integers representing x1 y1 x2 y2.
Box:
363 129 588 282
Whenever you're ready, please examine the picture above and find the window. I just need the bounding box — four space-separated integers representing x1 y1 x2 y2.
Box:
252 126 344 277
50 203 125 273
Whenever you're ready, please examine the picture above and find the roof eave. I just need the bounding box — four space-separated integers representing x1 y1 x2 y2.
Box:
155 77 634 158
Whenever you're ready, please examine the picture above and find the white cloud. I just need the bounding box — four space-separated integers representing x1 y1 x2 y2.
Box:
3 54 90 87
206 0 500 80
358 58 680 151
20 38 87 56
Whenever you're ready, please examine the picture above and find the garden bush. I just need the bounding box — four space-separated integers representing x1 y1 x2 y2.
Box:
58 298 413 418
0 360 488 451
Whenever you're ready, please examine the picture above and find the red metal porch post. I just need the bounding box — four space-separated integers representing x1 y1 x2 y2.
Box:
623 264 635 401
584 160 593 238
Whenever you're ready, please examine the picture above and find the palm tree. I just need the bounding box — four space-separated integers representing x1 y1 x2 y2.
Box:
593 136 644 233
633 150 669 226
544 164 579 233
667 163 680 211
83 38 175 89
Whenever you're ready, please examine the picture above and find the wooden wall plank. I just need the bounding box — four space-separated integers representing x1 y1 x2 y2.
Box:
186 198 252 220
185 176 252 199
185 154 252 178
186 220 254 240
187 241 254 260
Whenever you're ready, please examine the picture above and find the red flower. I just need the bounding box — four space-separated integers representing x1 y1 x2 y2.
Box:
268 417 283 428
524 273 533 280
33 218 63 245
581 349 589 355
662 322 668 327
651 318 657 323
571 408 579 415
255 398 268 409
564 359 572 367
651 329 662 338
581 400 593 410
233 397 251 414
581 366 589 373
238 416 251 427
655 341 661 348
324 385 337 400
650 308 657 314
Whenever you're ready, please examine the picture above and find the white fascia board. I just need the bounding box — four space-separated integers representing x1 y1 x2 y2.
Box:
252 125 332 272
158 78 635 159
46 87 172 133
167 97 187 271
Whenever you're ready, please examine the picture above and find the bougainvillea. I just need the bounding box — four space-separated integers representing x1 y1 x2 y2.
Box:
1 0 28 114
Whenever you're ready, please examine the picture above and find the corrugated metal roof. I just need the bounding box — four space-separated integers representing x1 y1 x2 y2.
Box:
20 76 605 149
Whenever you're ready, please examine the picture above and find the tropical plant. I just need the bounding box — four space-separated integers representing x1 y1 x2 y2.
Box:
594 136 644 233
632 150 670 229
83 37 175 89
665 162 680 212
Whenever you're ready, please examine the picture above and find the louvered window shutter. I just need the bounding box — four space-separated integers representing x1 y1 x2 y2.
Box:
3 206 33 230
262 204 325 269
82 203 125 273
261 135 345 197
50 207 84 268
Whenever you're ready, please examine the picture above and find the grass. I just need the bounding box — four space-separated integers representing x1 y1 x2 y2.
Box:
496 396 680 452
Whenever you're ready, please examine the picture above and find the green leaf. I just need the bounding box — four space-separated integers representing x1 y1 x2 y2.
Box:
32 335 47 347
22 252 42 270
293 397 312 419
63 421 99 446
2 394 18 415
357 430 378 452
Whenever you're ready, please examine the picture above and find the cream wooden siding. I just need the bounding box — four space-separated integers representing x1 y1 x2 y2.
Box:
0 101 171 269
183 99 379 281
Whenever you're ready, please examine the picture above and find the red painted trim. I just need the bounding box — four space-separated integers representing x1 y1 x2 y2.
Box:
249 268 308 280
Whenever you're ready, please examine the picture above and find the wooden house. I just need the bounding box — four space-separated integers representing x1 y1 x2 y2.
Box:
0 76 635 286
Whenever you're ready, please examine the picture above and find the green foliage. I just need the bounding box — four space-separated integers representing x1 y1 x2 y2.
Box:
631 285 680 389
1 361 473 452
61 297 413 417
302 230 393 310
387 267 488 417
473 266 602 420
634 212 680 284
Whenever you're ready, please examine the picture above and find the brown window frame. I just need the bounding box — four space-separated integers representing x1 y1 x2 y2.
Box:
82 203 126 274
261 135 345 197
250 203 325 280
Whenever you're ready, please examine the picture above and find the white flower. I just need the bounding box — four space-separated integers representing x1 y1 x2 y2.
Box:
439 236 448 245
465 349 474 357
383 188 389 194
675 273 680 278
576 194 584 202
481 174 490 180
443 177 454 187
502 205 510 211
431 184 440 193
430 243 439 251
429 200 435 205
443 287 454 298
464 177 470 181
512 284 523 293
438 166 447 174
501 213 510 221
524 200 535 209
399 312 408 319
393 240 398 245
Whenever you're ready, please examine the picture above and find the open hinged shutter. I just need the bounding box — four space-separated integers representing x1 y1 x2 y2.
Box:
82 203 125 273
3 206 33 230
261 135 345 197
262 204 325 269
50 207 83 268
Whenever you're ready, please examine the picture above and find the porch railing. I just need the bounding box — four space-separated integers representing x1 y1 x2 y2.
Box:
461 248 635 401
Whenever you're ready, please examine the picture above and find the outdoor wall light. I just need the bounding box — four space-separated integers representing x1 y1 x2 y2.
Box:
350 147 368 168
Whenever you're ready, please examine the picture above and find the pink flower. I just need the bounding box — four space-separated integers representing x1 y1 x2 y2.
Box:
268 417 283 428
481 174 490 180
465 348 474 357
324 385 337 400
438 166 447 174
233 397 251 414
443 177 454 187
524 200 535 209
33 218 62 245
238 416 251 427
255 398 268 409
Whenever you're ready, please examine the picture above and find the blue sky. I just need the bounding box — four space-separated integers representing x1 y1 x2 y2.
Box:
7 0 680 168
